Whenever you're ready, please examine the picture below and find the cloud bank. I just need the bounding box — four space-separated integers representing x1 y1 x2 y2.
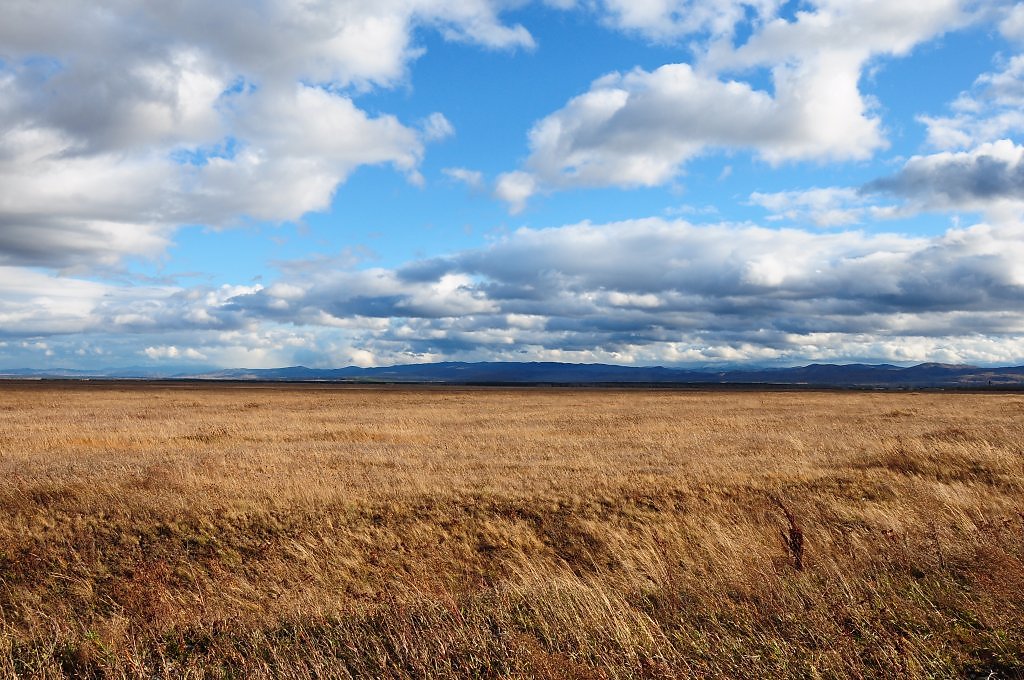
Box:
865 140 1024 221
7 216 1023 367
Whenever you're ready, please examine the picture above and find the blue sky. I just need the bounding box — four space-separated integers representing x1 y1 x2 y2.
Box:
3 0 1024 369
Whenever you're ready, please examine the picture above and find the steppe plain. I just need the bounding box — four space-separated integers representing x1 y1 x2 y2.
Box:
0 382 1022 678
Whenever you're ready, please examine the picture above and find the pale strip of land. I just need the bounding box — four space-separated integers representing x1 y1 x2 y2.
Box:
0 384 1022 678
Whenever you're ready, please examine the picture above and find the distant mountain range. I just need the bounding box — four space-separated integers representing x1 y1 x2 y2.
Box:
3 361 1024 388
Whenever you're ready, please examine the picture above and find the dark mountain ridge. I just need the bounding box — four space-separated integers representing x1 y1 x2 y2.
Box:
5 361 1022 387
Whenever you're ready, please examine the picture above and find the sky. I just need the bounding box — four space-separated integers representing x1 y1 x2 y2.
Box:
3 0 1024 370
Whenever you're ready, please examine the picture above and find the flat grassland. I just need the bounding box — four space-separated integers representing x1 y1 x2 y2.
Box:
0 383 1022 678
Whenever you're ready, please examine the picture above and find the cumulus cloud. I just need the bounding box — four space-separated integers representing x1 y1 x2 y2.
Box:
0 0 532 269
209 217 1024 365
702 0 971 69
494 171 538 213
0 267 254 339
187 84 426 223
0 82 427 261
920 54 1024 149
0 1 534 91
518 56 890 194
1000 2 1024 41
143 345 208 361
865 140 1024 220
0 268 112 336
4 215 1024 367
500 0 976 210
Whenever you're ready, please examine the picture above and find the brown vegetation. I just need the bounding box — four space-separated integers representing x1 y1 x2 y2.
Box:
0 382 1022 678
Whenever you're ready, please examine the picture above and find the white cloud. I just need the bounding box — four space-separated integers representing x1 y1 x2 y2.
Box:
494 171 538 213
143 345 208 361
502 0 977 209
750 187 876 227
519 57 887 193
4 213 1024 367
267 283 307 301
0 1 535 90
443 167 485 189
190 84 425 223
594 0 784 41
210 216 1024 365
0 268 110 335
0 0 533 269
703 0 971 69
865 139 1024 222
920 54 1024 149
420 112 456 141
0 83 427 267
1000 2 1024 41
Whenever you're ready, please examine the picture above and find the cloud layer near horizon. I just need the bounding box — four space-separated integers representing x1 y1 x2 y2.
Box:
5 216 1024 368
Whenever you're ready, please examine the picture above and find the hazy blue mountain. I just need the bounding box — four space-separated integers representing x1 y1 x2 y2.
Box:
3 361 1024 387
177 361 1024 387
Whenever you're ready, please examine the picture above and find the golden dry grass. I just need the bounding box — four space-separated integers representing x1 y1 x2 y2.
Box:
0 382 1022 678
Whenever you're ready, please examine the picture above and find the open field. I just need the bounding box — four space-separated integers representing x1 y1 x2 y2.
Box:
0 383 1022 678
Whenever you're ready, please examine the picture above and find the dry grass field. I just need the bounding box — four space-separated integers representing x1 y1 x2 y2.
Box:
0 382 1022 678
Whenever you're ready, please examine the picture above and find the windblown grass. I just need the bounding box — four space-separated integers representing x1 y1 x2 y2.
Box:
0 383 1022 678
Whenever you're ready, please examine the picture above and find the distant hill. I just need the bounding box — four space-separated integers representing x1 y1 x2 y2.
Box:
178 360 1024 387
5 360 1017 387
